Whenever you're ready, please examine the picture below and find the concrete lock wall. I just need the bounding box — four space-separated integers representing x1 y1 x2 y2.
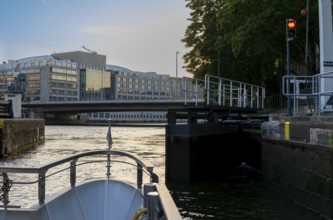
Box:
165 123 262 184
0 119 45 157
261 120 333 218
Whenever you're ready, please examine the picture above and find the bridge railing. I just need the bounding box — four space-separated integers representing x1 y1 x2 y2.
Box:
182 74 265 108
182 77 205 105
183 74 265 109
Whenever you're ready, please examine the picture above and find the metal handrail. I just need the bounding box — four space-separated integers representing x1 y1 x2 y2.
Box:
204 74 265 108
282 71 333 115
182 74 266 109
0 149 158 207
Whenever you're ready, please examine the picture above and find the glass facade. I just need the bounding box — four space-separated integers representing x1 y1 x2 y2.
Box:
0 56 80 102
80 68 111 100
0 53 201 105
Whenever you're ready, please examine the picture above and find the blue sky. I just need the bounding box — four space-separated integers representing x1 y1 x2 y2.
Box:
0 0 192 77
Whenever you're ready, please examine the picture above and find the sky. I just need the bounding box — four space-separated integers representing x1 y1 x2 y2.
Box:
0 0 192 77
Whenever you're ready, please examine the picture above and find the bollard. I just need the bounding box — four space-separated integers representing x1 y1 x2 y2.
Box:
143 183 157 208
147 191 162 220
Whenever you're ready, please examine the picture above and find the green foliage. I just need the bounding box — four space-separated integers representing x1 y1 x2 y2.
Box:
182 0 319 96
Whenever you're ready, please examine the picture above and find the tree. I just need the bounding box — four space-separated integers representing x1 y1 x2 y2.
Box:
182 0 319 96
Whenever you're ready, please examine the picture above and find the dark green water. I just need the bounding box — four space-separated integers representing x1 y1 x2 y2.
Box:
168 166 327 220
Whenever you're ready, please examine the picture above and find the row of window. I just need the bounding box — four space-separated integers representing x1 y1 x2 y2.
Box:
50 75 77 82
20 60 77 69
116 78 171 86
49 89 78 96
116 95 171 100
88 112 166 119
52 67 77 75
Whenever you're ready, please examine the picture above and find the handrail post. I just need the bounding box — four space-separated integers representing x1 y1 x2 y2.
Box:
70 159 77 187
206 75 210 105
1 172 10 207
218 78 222 106
137 163 143 190
262 88 265 109
106 152 111 180
38 171 46 205
257 87 260 109
223 84 226 106
251 86 253 108
183 78 187 105
230 81 233 107
195 79 198 106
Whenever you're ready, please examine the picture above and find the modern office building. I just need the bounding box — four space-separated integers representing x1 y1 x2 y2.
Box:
52 51 111 100
0 55 80 102
0 51 203 122
0 51 110 102
107 64 173 100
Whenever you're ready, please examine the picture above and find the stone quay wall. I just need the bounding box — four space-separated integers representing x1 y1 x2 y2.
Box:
261 118 333 218
0 119 45 157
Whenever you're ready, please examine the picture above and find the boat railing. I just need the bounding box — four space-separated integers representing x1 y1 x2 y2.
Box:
0 149 159 208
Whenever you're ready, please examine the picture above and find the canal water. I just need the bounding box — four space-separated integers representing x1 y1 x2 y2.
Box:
0 125 327 219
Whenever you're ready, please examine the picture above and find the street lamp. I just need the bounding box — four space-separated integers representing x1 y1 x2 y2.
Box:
176 51 179 98
217 24 220 78
176 51 179 78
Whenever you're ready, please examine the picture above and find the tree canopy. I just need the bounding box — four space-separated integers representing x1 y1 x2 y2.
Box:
182 0 319 96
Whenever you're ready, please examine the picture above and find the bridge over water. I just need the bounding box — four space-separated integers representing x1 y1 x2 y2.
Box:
21 75 266 118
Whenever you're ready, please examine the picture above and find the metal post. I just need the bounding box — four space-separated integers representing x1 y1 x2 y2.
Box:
176 51 179 99
287 44 291 116
206 75 210 105
1 173 9 207
195 79 198 106
106 119 112 180
70 159 77 187
218 78 221 105
147 191 162 219
230 81 232 107
38 171 46 205
183 78 187 105
216 18 221 78
176 51 179 79
286 20 291 117
143 183 157 208
304 0 309 75
218 51 220 78
137 164 143 190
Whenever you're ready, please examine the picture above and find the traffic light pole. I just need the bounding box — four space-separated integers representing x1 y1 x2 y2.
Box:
286 37 291 117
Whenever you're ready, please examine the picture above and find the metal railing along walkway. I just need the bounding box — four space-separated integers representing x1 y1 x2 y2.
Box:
182 74 266 110
282 70 333 116
21 75 266 115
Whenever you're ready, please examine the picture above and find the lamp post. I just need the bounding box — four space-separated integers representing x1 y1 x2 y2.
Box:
176 51 179 98
176 51 179 79
217 25 220 78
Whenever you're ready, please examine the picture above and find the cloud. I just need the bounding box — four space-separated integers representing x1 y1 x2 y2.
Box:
41 0 51 7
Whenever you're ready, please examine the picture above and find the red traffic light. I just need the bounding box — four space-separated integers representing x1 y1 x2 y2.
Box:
287 19 296 29
286 19 296 40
